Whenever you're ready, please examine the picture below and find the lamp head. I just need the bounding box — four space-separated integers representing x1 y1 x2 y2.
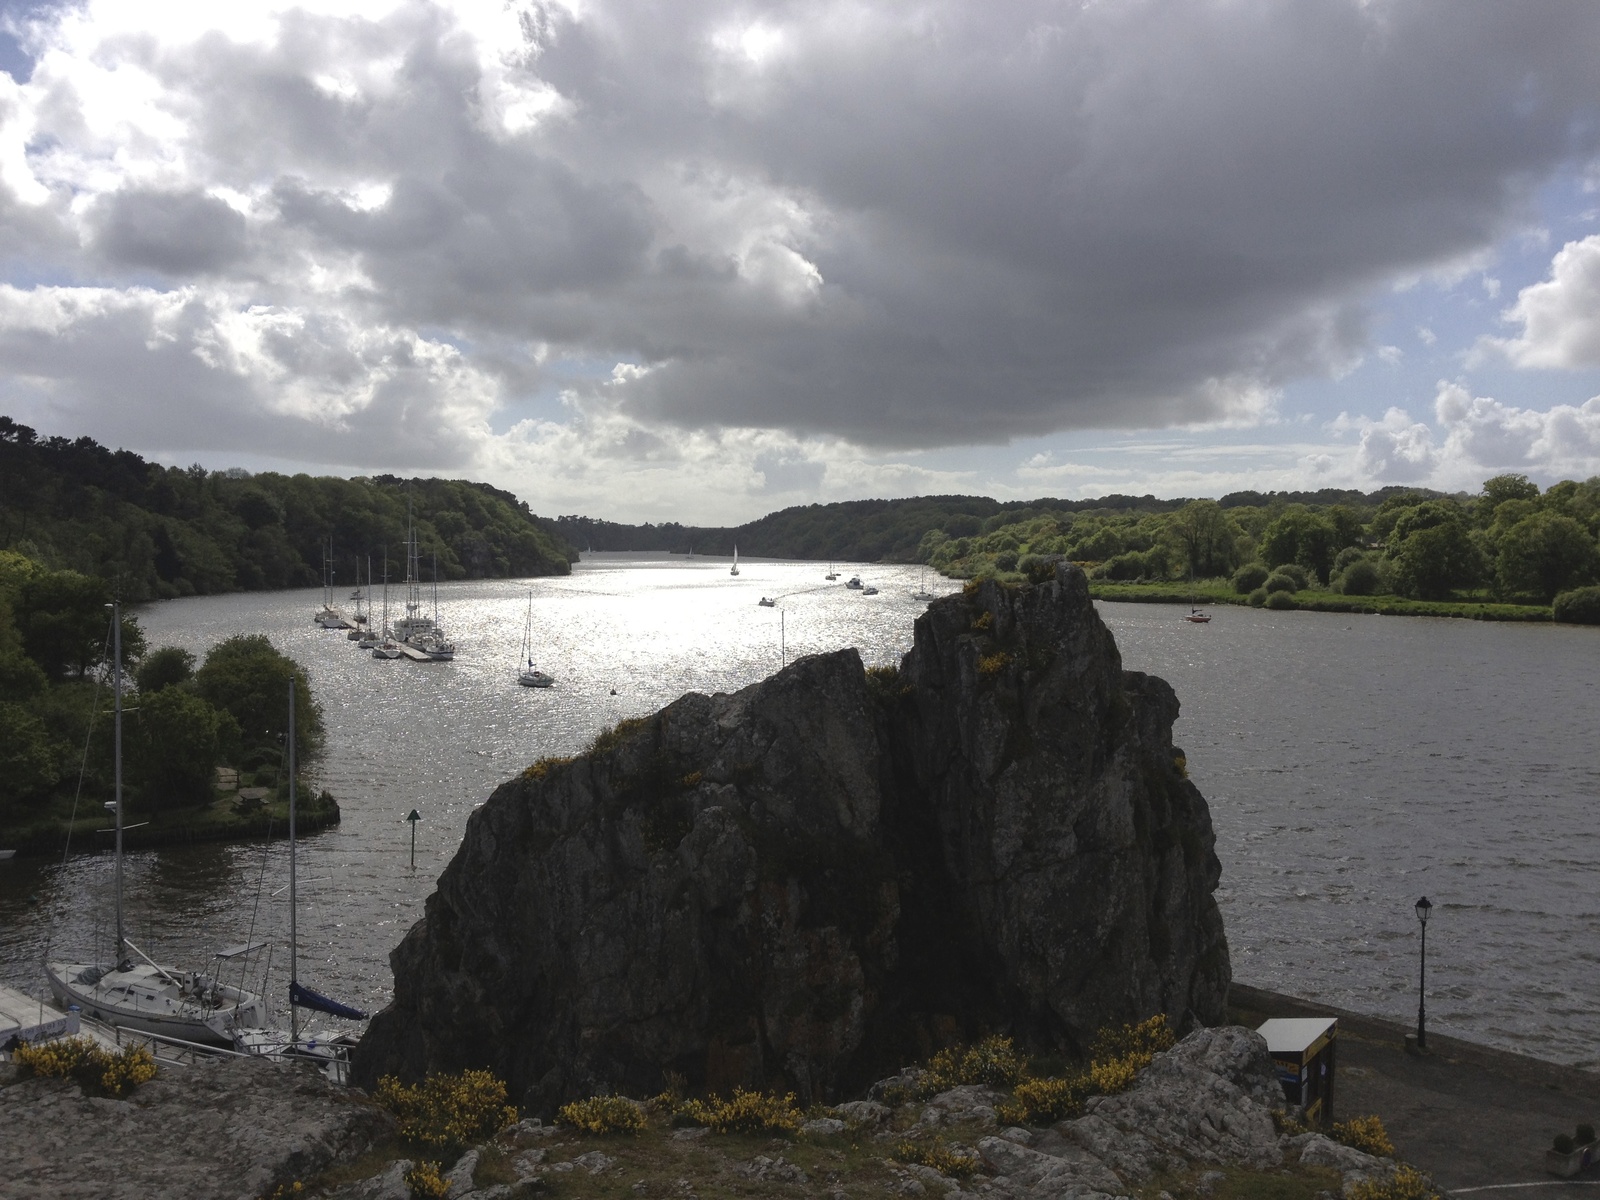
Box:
1415 895 1432 924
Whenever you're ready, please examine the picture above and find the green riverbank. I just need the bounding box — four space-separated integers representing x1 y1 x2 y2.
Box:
0 789 340 858
1087 579 1555 621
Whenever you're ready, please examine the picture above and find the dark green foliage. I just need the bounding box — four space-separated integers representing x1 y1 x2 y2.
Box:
1263 571 1299 595
128 687 222 809
0 701 60 807
194 635 324 764
1260 506 1342 583
1553 586 1600 625
1167 500 1241 578
1247 587 1268 607
1337 558 1381 596
1579 1124 1596 1146
1264 590 1297 610
135 646 194 695
1386 506 1485 600
1232 563 1269 593
1555 1134 1576 1154
1495 512 1598 602
0 418 572 601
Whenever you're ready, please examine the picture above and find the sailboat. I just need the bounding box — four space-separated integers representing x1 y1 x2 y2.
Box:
1183 572 1212 623
517 591 554 687
417 552 456 661
357 557 381 649
46 602 267 1046
825 560 838 581
372 549 402 659
314 538 345 628
346 557 369 639
233 681 365 1078
730 545 740 576
911 566 935 602
392 506 434 643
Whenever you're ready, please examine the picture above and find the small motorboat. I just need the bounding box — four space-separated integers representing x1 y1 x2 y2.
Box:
758 597 776 607
1184 610 1212 624
845 576 863 590
862 586 878 596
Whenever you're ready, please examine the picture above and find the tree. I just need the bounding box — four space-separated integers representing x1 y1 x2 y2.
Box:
1259 507 1339 584
1495 513 1599 602
194 635 323 763
0 701 60 808
1388 519 1484 600
1481 473 1541 512
136 646 195 695
128 687 222 809
1166 500 1240 578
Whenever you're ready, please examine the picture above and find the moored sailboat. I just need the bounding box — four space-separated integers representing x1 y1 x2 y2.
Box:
517 590 553 687
233 681 365 1078
45 602 267 1046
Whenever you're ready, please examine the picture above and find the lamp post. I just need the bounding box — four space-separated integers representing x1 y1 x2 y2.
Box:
1415 895 1432 1050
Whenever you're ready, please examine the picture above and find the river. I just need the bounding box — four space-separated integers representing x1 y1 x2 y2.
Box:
1 555 1595 1068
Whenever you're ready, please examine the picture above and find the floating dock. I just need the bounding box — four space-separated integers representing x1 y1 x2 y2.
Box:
395 641 436 661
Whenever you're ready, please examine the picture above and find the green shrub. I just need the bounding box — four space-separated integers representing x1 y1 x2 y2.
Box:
922 1035 1030 1092
1276 563 1312 589
404 1161 450 1200
1264 570 1300 594
892 1140 980 1178
375 1070 518 1153
14 1036 157 1097
676 1088 802 1135
1264 590 1297 610
1553 586 1600 625
1338 558 1382 596
1333 1114 1395 1157
1247 587 1268 607
995 1074 1089 1126
558 1094 646 1134
1348 1165 1441 1200
1232 562 1270 593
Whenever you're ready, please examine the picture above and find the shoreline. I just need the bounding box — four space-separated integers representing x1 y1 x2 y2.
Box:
1230 981 1600 1093
0 794 341 859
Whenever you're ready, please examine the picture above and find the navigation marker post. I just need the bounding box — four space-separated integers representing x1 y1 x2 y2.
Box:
1414 895 1432 1050
406 809 421 868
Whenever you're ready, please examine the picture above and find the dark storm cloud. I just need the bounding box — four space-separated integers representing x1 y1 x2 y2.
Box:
3 0 1600 461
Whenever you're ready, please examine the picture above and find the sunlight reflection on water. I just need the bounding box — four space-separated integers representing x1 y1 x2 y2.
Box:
1 559 1596 1067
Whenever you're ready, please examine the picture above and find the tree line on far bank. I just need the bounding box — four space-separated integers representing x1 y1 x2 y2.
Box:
922 474 1600 619
0 548 324 820
0 416 575 604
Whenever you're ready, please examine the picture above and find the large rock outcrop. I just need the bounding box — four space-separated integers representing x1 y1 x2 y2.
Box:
356 564 1230 1110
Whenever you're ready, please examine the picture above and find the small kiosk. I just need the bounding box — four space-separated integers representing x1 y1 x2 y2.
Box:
1258 1016 1338 1125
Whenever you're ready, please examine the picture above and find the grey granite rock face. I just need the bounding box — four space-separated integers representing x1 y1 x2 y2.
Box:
356 564 1230 1111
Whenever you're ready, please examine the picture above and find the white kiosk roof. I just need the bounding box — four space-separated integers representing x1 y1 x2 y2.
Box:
1258 1017 1337 1055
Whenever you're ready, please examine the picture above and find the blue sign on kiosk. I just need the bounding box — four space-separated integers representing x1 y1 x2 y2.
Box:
1258 1016 1338 1125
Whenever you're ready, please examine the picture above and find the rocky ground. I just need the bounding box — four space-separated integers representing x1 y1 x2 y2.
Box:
0 1027 1402 1200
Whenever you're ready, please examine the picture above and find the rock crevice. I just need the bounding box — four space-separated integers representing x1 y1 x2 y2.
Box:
356 564 1230 1111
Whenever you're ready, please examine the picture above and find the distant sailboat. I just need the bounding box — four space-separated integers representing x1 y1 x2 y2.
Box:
911 566 935 602
825 560 838 581
372 550 402 659
730 546 740 576
517 590 554 687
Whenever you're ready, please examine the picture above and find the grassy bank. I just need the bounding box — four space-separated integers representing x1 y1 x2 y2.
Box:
1085 580 1554 622
0 788 340 857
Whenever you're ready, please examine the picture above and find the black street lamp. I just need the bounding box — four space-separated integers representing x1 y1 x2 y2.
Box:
1415 896 1432 1050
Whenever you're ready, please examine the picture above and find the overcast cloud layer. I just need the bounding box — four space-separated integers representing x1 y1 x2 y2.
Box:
2 0 1600 520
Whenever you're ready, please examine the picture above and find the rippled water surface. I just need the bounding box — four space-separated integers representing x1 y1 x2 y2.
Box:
1 558 1595 1066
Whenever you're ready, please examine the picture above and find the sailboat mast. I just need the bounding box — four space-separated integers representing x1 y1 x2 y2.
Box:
288 678 298 1044
112 600 125 962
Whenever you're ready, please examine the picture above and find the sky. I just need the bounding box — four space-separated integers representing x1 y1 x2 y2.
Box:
1 0 1599 524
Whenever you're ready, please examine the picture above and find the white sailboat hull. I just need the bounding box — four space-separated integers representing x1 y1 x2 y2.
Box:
45 960 265 1047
